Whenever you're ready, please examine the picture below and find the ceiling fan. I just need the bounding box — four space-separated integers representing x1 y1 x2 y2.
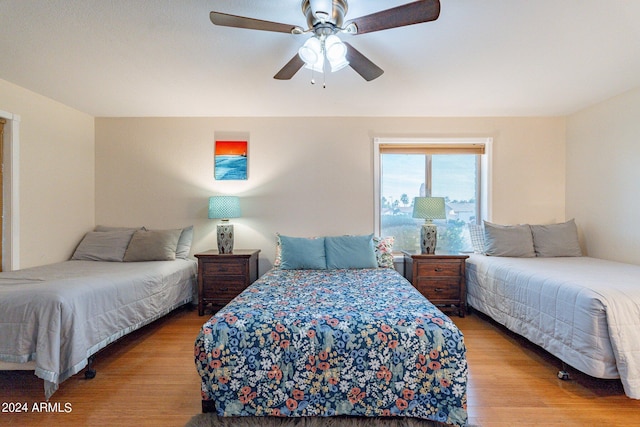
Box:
210 0 441 82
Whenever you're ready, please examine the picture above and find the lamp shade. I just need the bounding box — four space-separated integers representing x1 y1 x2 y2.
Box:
208 196 241 220
325 35 349 72
299 37 324 73
412 197 446 221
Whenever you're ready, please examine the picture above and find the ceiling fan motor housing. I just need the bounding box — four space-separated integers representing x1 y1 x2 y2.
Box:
302 0 348 30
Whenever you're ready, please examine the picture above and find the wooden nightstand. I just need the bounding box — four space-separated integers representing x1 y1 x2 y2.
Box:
195 249 260 316
403 252 469 317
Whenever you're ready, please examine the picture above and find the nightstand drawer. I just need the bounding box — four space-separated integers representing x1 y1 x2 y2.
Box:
416 278 461 300
202 262 245 276
201 276 246 298
416 261 461 277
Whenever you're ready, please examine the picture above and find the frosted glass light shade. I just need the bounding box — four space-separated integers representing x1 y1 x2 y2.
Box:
298 35 350 74
325 35 349 71
325 35 346 61
298 39 320 63
329 56 349 72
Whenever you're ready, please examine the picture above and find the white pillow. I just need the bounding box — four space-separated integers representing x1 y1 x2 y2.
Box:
468 224 485 254
175 226 194 259
483 221 535 257
530 219 582 257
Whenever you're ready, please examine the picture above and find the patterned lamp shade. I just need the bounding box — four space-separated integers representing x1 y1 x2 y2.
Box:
208 196 241 220
412 197 446 254
412 197 446 221
208 196 241 254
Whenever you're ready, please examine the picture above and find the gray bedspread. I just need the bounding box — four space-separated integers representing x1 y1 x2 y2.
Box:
0 259 197 398
466 255 640 399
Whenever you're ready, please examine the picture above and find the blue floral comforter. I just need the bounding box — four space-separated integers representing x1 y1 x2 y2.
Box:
194 268 468 426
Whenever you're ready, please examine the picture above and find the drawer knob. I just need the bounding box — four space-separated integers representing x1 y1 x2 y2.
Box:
434 267 443 272
434 288 444 293
220 287 229 292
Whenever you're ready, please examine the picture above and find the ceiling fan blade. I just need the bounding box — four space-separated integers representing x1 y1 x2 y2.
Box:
346 0 440 35
344 42 384 81
274 54 305 80
210 11 300 34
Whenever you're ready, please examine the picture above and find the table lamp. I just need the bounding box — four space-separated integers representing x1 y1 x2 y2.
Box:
208 196 241 254
412 197 446 254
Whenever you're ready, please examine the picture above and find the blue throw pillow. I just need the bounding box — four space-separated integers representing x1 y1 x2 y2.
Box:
325 234 378 269
279 235 327 270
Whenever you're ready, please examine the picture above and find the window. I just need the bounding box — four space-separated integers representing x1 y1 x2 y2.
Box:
374 138 491 253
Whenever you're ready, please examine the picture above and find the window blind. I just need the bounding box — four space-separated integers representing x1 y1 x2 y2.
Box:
379 142 485 155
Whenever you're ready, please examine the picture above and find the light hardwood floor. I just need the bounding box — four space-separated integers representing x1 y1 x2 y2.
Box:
1 305 639 426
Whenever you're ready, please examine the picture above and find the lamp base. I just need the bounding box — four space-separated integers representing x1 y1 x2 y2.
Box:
217 223 234 254
420 223 438 254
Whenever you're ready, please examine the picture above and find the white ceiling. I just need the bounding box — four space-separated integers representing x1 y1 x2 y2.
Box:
1 0 640 117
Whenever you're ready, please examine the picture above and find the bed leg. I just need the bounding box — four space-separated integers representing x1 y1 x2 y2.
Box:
84 356 96 379
557 362 571 381
202 400 216 413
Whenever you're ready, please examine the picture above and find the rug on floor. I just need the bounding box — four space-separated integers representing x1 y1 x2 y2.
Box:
184 414 452 427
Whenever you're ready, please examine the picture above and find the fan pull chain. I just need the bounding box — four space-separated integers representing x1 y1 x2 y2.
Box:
323 54 327 88
308 66 327 88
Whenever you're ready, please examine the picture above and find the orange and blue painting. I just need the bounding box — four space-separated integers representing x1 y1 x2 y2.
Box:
215 140 247 180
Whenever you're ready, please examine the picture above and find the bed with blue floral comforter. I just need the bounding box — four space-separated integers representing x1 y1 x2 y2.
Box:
194 268 468 427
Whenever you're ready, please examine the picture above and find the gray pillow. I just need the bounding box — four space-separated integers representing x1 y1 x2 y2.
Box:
94 225 144 232
175 226 194 259
123 229 182 262
483 221 535 257
530 219 582 257
72 229 137 262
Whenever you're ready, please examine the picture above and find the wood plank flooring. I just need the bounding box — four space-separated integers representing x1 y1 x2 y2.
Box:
1 305 639 426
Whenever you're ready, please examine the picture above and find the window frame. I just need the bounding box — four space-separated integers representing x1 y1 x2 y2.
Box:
373 137 493 246
0 109 20 271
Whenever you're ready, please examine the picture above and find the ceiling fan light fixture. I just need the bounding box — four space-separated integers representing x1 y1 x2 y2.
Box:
328 56 349 72
299 37 325 73
303 58 325 74
324 35 346 60
325 34 349 71
298 37 322 64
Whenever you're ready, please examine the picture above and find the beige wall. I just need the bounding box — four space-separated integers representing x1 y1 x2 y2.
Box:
0 78 95 268
566 87 640 263
5 70 638 270
96 116 566 273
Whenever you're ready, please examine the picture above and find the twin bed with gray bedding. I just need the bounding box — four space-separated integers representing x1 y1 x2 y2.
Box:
0 226 197 399
466 220 640 399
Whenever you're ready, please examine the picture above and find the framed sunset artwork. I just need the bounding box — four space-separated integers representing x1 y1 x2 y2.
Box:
214 140 248 180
